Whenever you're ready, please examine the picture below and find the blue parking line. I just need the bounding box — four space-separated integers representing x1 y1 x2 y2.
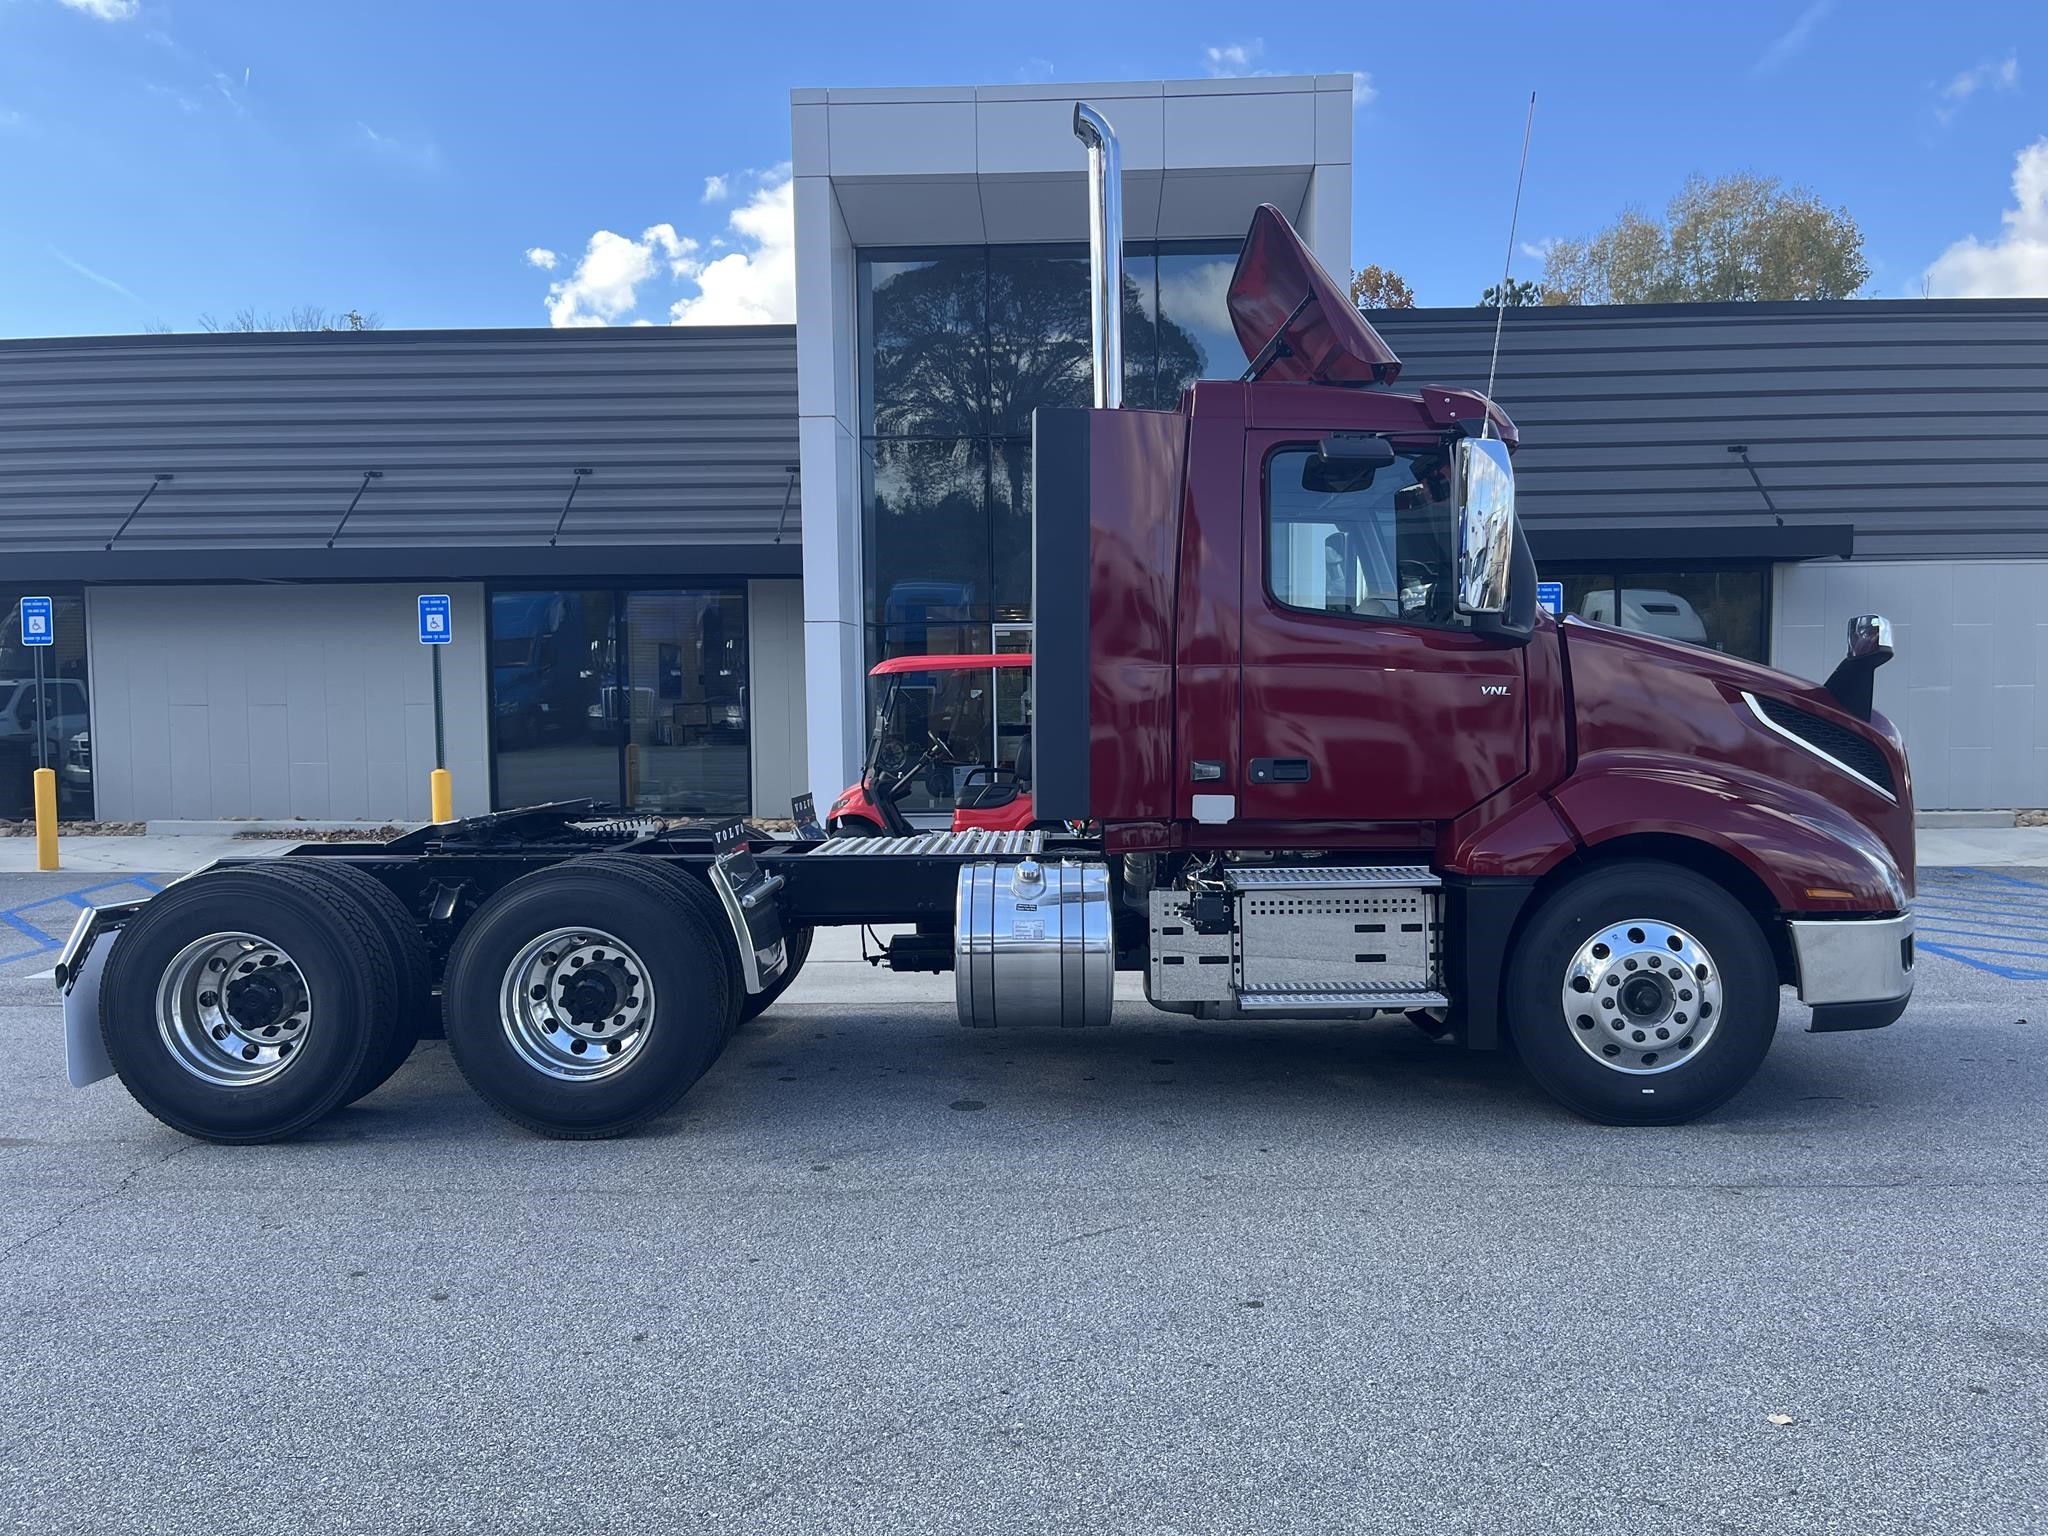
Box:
0 877 162 958
1910 866 2048 980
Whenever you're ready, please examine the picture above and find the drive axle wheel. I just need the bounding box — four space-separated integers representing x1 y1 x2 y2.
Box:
245 859 434 1105
100 868 398 1143
442 858 734 1138
1506 860 1777 1126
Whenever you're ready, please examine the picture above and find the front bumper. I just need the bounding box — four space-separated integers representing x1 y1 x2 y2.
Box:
1787 912 1914 1032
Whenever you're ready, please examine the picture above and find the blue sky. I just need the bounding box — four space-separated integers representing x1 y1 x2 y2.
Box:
1 0 2043 336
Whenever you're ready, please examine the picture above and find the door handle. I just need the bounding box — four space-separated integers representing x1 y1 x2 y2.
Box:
1248 757 1311 784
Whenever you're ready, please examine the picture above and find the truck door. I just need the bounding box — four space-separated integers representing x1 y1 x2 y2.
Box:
1237 430 1527 824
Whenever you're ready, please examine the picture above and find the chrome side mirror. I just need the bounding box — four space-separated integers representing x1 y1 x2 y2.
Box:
1453 437 1516 616
1846 614 1894 662
1825 614 1895 722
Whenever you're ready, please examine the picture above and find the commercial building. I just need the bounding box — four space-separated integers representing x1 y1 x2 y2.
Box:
0 74 2042 822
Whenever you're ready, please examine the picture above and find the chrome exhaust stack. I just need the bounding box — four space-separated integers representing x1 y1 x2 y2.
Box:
1072 102 1123 409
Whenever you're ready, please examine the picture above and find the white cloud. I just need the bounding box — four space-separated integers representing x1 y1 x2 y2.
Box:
1753 1 1834 75
1934 53 2020 123
1520 237 1558 263
59 0 140 19
1204 40 1264 77
535 171 791 329
543 224 701 327
1016 57 1055 84
701 174 729 203
1924 138 2048 297
670 174 795 325
1350 71 1376 108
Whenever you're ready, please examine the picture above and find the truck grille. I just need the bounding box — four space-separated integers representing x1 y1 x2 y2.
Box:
1753 696 1895 796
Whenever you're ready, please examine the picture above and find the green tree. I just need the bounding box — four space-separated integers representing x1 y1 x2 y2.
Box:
1349 264 1416 311
1480 277 1547 308
1541 173 1868 304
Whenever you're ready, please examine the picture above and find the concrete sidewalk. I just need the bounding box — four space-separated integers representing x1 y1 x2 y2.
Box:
3 824 2045 875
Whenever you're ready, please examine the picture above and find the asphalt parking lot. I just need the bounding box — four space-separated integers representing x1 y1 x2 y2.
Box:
0 866 2043 1534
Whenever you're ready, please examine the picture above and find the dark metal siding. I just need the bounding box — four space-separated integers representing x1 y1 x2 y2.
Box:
0 326 799 574
1367 298 2048 560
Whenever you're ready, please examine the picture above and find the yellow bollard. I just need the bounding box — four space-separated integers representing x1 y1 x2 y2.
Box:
430 768 454 824
33 767 58 871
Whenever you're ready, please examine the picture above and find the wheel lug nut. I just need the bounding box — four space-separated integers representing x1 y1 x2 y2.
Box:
531 985 547 1000
212 1025 229 1040
199 990 218 1007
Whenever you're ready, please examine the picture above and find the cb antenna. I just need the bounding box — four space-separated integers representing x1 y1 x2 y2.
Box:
1481 91 1537 439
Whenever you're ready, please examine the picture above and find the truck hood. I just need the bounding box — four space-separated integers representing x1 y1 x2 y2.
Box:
1228 204 1403 386
1558 616 1915 900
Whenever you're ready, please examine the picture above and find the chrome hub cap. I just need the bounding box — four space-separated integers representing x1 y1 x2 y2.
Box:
156 932 312 1087
499 927 655 1081
1561 919 1723 1075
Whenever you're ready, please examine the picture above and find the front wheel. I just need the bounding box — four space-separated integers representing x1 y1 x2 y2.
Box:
1506 860 1778 1126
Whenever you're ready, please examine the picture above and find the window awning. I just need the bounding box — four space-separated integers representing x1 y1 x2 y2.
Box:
1527 522 1854 565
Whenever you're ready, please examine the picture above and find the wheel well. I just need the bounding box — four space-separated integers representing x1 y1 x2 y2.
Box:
1538 834 1795 987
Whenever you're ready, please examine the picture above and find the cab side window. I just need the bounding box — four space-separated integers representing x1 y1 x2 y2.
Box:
1265 445 1462 626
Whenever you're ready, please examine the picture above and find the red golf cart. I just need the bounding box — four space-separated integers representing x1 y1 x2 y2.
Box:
824 654 1036 835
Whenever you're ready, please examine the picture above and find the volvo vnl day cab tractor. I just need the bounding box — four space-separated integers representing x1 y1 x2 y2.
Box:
55 103 1915 1143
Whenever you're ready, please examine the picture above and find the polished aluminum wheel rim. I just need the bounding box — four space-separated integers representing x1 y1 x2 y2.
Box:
1561 919 1723 1075
499 927 655 1081
156 932 313 1087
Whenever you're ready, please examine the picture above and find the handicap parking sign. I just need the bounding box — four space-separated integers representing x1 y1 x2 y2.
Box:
19 596 53 646
417 594 452 645
1536 581 1563 617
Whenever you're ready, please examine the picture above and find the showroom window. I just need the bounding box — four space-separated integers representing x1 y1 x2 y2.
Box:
859 240 1241 662
0 591 91 821
488 585 750 817
859 241 1239 807
1553 568 1770 662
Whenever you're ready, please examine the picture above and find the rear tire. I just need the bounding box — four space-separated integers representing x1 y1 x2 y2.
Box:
99 868 399 1143
442 857 734 1138
244 859 432 1105
1506 860 1778 1126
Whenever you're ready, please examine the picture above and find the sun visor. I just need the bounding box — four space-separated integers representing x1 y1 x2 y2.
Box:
1227 204 1403 386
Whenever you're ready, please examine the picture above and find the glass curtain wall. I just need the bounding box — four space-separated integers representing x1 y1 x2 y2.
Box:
0 591 91 820
860 242 1240 806
489 586 750 817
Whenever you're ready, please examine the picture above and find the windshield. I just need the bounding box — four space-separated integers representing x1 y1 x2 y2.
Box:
1265 445 1460 625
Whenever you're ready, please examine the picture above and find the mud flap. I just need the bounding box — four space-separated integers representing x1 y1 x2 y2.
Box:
709 822 791 996
56 904 141 1089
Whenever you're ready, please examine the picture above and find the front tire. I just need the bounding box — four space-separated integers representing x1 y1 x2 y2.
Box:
1506 860 1778 1125
442 858 734 1138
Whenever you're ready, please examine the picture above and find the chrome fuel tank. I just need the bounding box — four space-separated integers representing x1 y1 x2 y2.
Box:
954 858 1113 1028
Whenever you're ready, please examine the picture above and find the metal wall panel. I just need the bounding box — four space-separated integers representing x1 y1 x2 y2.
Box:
1368 298 2048 560
0 328 799 569
1773 558 2048 810
86 583 491 823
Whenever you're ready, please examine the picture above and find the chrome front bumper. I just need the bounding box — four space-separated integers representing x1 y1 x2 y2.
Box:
1788 911 1914 1013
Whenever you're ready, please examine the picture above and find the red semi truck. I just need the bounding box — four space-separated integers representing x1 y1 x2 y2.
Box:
55 103 1913 1141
